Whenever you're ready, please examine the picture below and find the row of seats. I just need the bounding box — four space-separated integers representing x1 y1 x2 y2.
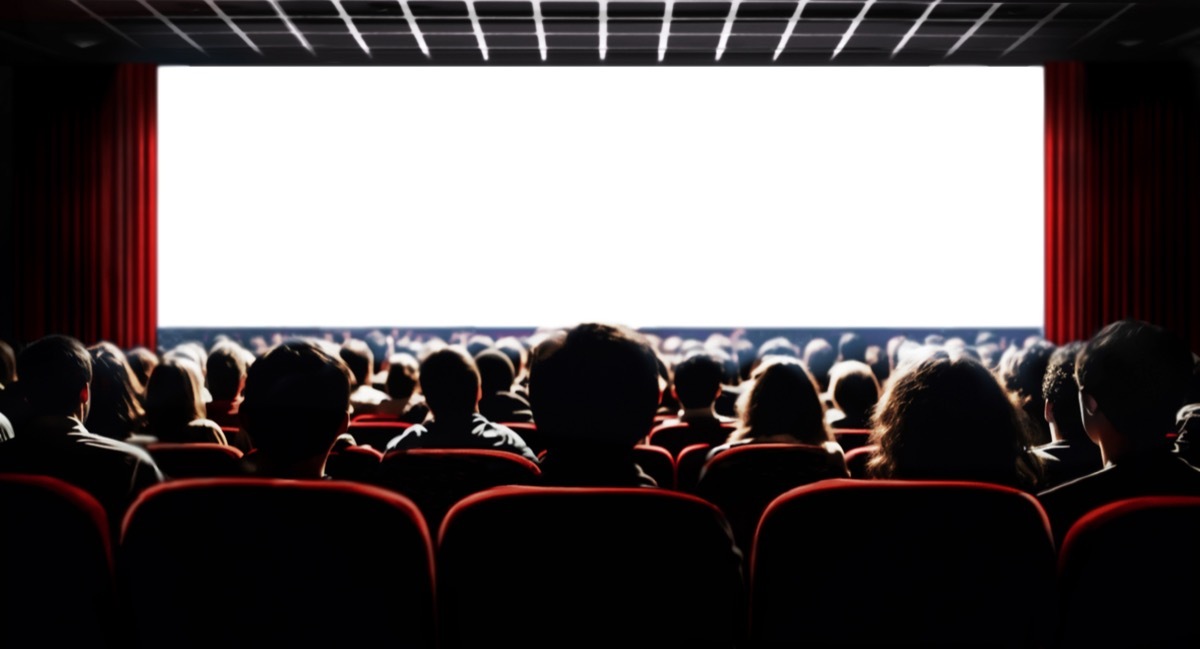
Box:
3 473 1197 647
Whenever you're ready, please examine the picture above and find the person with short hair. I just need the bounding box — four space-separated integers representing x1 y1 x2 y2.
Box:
656 352 735 448
0 335 163 532
529 323 661 486
205 342 248 430
386 348 537 463
827 360 880 430
803 338 837 393
474 349 533 424
1038 320 1200 543
239 339 354 478
838 332 867 364
340 339 391 416
1033 342 1102 488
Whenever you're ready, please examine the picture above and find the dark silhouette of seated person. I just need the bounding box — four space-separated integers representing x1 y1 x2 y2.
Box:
826 360 880 430
205 343 247 430
838 332 867 363
1038 320 1200 543
85 342 148 442
803 338 837 393
1003 341 1057 446
375 353 430 423
0 335 163 531
710 357 844 460
385 348 537 463
474 349 533 424
144 359 227 445
239 340 354 479
655 352 735 452
530 324 662 487
868 351 1042 492
340 339 391 416
1033 342 1102 488
126 346 158 388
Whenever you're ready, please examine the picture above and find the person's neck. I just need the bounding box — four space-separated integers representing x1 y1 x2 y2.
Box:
1100 434 1170 466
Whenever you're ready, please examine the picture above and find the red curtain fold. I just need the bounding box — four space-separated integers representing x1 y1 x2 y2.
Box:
1045 61 1200 351
12 64 157 349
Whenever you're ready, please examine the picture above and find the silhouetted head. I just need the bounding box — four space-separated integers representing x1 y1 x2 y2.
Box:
529 323 660 446
420 348 481 419
145 359 207 434
339 339 374 387
1076 320 1193 443
757 337 800 360
803 338 836 392
864 345 889 384
474 349 516 396
239 340 352 463
86 343 146 440
829 361 881 424
206 344 248 402
868 352 1039 489
673 352 724 410
385 353 420 402
838 333 867 363
495 337 528 378
466 335 494 359
126 347 158 387
1042 342 1087 444
730 357 831 446
18 335 92 418
364 331 391 374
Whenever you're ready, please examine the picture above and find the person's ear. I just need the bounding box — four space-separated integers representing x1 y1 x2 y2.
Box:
79 384 90 405
1043 399 1055 425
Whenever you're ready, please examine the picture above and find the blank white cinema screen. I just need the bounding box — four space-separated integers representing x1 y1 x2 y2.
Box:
158 66 1044 329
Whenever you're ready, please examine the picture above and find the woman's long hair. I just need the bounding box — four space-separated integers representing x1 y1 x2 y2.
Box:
729 356 832 446
86 343 147 440
145 359 207 438
868 350 1042 490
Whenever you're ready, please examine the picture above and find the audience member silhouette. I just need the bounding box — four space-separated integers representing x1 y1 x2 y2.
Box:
712 357 841 459
868 351 1042 491
205 343 248 429
1004 340 1057 446
1038 319 1200 543
474 349 533 424
530 323 661 486
0 335 163 532
238 339 353 478
376 352 429 423
658 352 736 446
802 338 836 392
1033 342 1102 488
85 342 148 442
145 359 228 445
827 360 880 430
838 332 867 363
340 339 391 416
126 346 158 388
386 348 537 462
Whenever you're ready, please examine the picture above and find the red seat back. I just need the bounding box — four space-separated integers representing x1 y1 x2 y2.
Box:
844 444 877 478
1058 496 1200 647
833 428 872 452
325 444 383 482
147 443 244 479
696 443 849 554
0 474 114 647
121 479 435 648
751 479 1054 646
632 445 675 489
346 421 408 451
438 486 745 648
647 422 735 457
675 443 713 493
379 449 541 529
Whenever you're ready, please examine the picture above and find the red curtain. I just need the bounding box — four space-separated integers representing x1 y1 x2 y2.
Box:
11 64 157 349
1045 61 1200 351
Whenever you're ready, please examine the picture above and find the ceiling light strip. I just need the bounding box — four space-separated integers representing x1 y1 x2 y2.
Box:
945 2 1001 58
1002 2 1066 57
137 0 206 53
266 0 315 54
891 0 939 58
396 0 431 58
773 0 811 62
204 0 260 54
1072 2 1133 48
832 0 874 60
599 0 608 60
68 0 140 47
658 0 673 62
533 0 548 60
715 0 740 61
332 0 372 56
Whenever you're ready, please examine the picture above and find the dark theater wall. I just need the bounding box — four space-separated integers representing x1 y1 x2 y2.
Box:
0 67 12 344
1046 61 1200 351
8 64 157 349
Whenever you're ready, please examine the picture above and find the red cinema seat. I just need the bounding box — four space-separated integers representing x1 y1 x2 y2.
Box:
675 443 713 493
751 480 1054 647
844 444 877 478
325 444 383 482
647 422 735 458
0 474 115 648
496 422 549 455
696 443 849 554
379 449 541 529
121 479 435 648
1058 496 1200 648
438 486 745 648
632 444 676 489
146 443 244 479
347 421 408 451
833 428 872 452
